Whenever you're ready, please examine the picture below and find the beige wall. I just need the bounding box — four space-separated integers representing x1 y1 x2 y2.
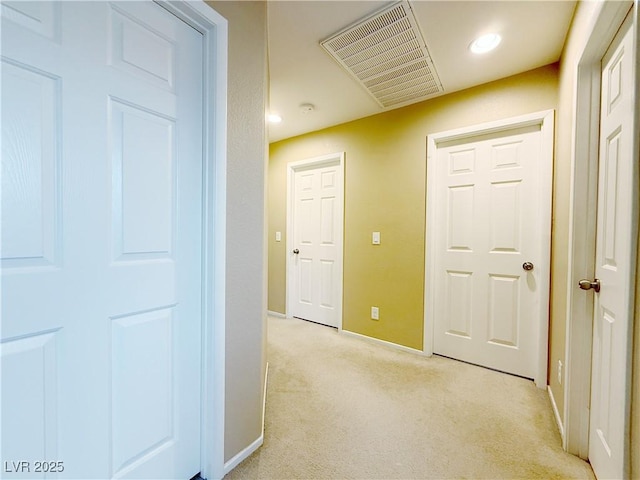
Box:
546 0 602 430
269 64 558 350
207 0 268 464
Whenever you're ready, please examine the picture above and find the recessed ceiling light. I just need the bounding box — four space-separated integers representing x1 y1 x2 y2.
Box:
267 113 282 123
470 33 501 54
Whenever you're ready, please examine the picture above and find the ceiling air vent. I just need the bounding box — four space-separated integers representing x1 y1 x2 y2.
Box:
320 0 443 109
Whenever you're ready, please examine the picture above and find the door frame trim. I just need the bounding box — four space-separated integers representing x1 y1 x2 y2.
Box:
286 152 345 330
564 0 637 468
155 1 227 478
423 110 555 388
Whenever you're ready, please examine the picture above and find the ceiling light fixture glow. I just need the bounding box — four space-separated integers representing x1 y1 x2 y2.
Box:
267 113 282 123
470 33 501 54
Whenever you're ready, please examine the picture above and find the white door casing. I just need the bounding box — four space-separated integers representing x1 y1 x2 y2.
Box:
425 111 554 388
287 153 344 329
0 1 228 479
587 11 635 480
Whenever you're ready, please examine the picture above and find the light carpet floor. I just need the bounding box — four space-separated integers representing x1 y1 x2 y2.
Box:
225 316 594 479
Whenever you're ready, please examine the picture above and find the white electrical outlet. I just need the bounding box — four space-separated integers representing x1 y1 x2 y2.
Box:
557 360 563 385
371 306 379 320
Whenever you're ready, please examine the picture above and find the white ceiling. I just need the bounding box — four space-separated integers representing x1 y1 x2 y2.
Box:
267 0 577 143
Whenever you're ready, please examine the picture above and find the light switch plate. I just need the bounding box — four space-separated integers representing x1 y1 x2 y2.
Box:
275 231 281 242
372 231 381 245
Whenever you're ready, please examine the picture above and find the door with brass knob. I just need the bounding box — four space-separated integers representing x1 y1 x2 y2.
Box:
428 111 554 387
586 16 634 480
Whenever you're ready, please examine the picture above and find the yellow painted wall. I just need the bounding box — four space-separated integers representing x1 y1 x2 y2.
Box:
269 64 558 350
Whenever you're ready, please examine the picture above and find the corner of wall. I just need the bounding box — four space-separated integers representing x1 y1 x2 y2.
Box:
207 0 269 467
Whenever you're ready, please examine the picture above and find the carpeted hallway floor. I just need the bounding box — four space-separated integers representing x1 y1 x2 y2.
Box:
225 316 595 479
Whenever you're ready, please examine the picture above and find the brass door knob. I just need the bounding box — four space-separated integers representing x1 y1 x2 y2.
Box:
579 279 600 292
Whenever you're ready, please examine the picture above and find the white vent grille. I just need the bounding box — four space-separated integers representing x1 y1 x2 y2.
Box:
320 0 443 108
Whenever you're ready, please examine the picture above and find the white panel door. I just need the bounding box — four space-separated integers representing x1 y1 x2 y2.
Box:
588 12 634 480
290 157 343 328
1 2 203 478
432 124 548 379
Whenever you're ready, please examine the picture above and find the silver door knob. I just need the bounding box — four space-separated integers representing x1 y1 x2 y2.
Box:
522 262 534 271
579 279 600 293
293 249 300 254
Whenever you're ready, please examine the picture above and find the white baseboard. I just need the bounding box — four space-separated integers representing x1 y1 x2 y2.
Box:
547 385 565 443
223 434 263 475
340 329 426 356
267 310 286 318
262 362 269 435
223 363 269 475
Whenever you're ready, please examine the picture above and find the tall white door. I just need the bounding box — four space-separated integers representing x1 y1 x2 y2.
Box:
289 155 344 328
1 2 203 478
431 122 550 381
588 11 634 480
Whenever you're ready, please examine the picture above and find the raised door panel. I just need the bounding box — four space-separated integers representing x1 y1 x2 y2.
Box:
489 181 521 253
446 185 474 252
111 308 174 477
110 100 175 261
448 148 475 175
298 259 313 306
491 139 523 170
1 332 59 476
109 5 175 92
444 270 472 338
592 306 615 457
319 197 335 246
319 260 335 308
1 60 60 268
602 131 621 269
1 1 60 40
297 198 314 246
487 274 519 348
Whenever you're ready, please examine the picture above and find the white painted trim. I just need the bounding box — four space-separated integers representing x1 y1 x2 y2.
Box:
223 435 263 475
424 110 555 389
563 0 635 461
341 329 427 356
223 362 269 475
548 385 565 444
156 2 228 479
286 152 345 330
267 310 286 318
